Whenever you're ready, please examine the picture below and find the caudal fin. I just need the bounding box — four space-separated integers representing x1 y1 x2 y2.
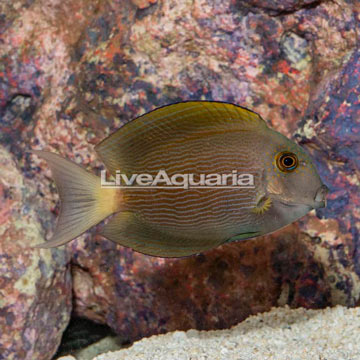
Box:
32 150 119 248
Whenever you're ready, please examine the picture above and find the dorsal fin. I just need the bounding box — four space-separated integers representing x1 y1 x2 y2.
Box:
95 101 267 175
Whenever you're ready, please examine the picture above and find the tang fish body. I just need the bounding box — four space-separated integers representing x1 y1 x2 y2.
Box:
33 101 328 257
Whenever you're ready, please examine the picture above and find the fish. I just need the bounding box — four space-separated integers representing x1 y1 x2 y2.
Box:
32 101 328 257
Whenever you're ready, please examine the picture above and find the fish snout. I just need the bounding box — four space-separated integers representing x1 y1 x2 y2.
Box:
313 184 329 209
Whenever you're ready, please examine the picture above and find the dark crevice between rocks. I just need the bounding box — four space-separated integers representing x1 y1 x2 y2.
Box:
271 0 324 17
0 93 38 162
243 0 325 17
53 261 130 359
52 317 116 359
135 2 159 20
0 93 34 128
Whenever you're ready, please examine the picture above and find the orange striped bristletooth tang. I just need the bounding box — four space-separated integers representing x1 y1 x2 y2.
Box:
32 101 328 257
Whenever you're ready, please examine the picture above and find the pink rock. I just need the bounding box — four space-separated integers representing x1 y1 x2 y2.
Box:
0 146 72 359
71 225 333 341
1 0 359 355
68 0 359 343
0 1 135 358
131 0 157 10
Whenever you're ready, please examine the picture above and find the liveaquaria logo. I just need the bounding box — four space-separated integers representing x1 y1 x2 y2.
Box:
101 170 255 189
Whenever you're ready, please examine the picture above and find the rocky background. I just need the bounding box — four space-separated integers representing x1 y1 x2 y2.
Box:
0 0 359 359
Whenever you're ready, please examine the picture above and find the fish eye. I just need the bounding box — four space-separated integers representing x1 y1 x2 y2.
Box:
275 152 298 172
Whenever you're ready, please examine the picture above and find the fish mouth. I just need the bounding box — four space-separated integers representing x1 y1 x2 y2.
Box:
279 201 311 209
270 184 329 210
277 185 329 210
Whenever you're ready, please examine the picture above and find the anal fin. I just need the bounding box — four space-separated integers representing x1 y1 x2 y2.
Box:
101 212 219 258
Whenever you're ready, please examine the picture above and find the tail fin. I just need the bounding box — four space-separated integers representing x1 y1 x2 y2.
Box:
32 150 120 248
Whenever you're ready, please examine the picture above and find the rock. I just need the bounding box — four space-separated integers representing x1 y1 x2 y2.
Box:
0 0 135 358
70 0 359 344
54 316 118 359
1 0 359 356
72 227 334 342
296 48 360 307
0 146 72 359
93 305 360 360
131 0 157 10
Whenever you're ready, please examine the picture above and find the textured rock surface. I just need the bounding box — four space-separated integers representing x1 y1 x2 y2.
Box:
0 0 359 357
0 146 72 359
70 0 360 343
93 305 360 360
54 317 117 359
297 48 360 307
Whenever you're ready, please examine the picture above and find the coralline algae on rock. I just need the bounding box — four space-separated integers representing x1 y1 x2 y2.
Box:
0 146 72 360
70 0 360 343
0 0 359 358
